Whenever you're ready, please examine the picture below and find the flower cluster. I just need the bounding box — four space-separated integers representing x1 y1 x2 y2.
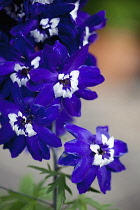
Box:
0 0 128 194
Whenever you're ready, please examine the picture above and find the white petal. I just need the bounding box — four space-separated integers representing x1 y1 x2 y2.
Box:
18 111 22 117
40 18 49 29
25 124 37 137
49 28 58 36
93 154 102 165
101 134 108 145
50 18 60 28
8 113 17 122
31 56 41 69
70 1 79 20
108 136 114 148
90 144 100 153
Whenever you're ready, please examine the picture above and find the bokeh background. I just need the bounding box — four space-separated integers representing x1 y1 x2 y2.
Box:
0 1 140 209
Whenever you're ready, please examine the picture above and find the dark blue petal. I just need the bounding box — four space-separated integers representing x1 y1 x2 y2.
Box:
12 83 28 111
0 99 18 117
85 53 97 66
63 45 89 74
62 94 81 117
64 124 94 144
9 135 26 158
97 166 111 194
27 80 47 92
26 135 42 161
114 140 128 157
0 122 15 144
58 152 81 166
43 42 68 72
11 34 35 59
107 158 126 172
76 88 98 100
71 154 93 183
0 61 15 76
82 10 107 30
30 68 58 83
34 84 55 107
77 165 98 194
38 140 50 160
55 109 74 137
33 124 62 148
64 139 91 156
10 18 38 37
78 66 105 88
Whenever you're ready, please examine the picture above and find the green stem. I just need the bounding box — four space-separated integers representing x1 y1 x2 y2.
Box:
52 147 58 210
0 185 53 207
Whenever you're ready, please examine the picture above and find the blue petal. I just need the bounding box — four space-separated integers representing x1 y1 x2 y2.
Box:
62 94 81 117
114 140 128 157
64 124 94 144
0 99 18 117
0 61 15 76
64 139 91 156
43 42 68 72
77 165 98 194
63 45 89 74
34 104 60 126
78 66 105 88
96 126 109 144
0 122 15 144
27 80 47 92
38 140 50 160
30 68 58 83
82 10 107 30
58 152 81 166
9 135 26 158
107 158 126 172
55 109 74 137
34 84 55 107
97 166 111 194
12 83 28 111
76 88 98 100
33 124 62 148
26 135 42 161
71 154 93 183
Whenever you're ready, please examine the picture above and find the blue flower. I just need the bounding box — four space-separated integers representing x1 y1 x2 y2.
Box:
10 2 77 51
58 124 128 194
29 41 104 117
0 83 62 161
0 35 43 98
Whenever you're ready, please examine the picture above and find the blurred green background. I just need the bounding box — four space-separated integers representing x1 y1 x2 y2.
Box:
84 0 140 32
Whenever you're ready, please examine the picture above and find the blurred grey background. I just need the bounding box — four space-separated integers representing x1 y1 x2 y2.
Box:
0 0 140 210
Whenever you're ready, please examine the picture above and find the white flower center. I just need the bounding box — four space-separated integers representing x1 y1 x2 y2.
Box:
10 57 40 87
10 64 30 87
40 18 60 36
90 135 114 167
31 0 53 4
8 112 37 137
30 29 48 42
53 70 79 98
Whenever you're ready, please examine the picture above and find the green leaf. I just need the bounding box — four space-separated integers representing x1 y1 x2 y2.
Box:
8 201 26 210
28 166 57 176
19 175 34 195
57 175 66 210
88 187 101 194
82 196 119 210
20 202 35 210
